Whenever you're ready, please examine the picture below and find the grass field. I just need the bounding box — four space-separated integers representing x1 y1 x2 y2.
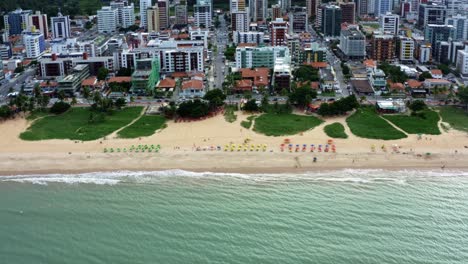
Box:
324 123 348 139
20 107 143 141
117 115 166 139
224 105 237 123
346 107 407 140
384 110 440 135
439 106 468 132
26 110 50 121
240 115 256 129
253 113 323 136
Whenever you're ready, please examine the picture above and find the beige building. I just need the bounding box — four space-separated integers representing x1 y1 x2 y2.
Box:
147 6 160 33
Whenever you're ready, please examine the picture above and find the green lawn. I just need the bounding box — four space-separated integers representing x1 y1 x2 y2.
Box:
117 115 166 139
240 115 256 129
20 107 143 141
224 105 237 123
26 110 50 121
346 107 407 140
439 106 468 132
324 123 348 139
253 113 323 136
384 110 440 135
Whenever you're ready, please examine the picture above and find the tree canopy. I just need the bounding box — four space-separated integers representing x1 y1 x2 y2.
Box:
288 86 317 108
203 89 226 110
378 62 408 83
293 65 319 82
177 99 210 118
317 95 359 116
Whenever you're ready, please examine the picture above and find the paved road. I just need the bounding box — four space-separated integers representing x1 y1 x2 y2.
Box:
0 68 36 103
212 14 229 90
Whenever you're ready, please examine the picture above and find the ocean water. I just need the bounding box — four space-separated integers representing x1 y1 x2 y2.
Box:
1 169 468 264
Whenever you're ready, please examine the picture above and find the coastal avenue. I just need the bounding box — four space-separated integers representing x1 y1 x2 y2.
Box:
212 13 228 91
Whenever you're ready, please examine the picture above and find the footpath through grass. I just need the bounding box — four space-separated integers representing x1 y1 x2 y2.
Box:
117 115 166 138
240 115 256 129
439 106 468 133
253 113 323 136
20 107 143 141
224 105 237 123
324 122 348 138
384 110 440 135
346 107 407 140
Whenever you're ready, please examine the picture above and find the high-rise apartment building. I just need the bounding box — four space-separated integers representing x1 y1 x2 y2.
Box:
232 11 249 32
122 4 135 28
379 12 400 35
399 36 415 62
306 0 319 18
158 0 169 29
23 31 45 59
3 9 32 36
340 2 356 24
140 0 152 29
251 0 267 21
194 0 212 28
340 26 366 59
424 24 455 56
371 34 395 61
147 6 160 32
175 2 188 25
446 15 468 41
290 9 308 33
28 11 48 38
97 6 118 33
272 5 282 20
321 5 342 37
51 12 71 39
374 0 393 17
270 18 289 46
418 3 446 28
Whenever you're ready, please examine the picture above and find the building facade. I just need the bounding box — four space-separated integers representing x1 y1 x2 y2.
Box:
321 5 342 37
51 13 71 39
97 6 118 33
340 27 366 59
28 11 48 38
23 32 45 59
379 12 400 35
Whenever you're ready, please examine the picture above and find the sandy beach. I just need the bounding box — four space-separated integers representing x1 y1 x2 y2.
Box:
0 112 468 175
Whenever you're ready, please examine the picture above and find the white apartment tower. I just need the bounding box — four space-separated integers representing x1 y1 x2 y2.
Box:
23 32 45 59
51 13 71 39
97 6 118 33
140 0 152 29
122 4 135 28
379 12 400 35
194 0 212 28
147 6 160 32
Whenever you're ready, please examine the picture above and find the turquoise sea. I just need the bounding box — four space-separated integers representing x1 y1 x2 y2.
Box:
1 169 468 263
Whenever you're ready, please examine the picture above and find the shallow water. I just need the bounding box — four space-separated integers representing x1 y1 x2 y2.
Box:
1 169 468 263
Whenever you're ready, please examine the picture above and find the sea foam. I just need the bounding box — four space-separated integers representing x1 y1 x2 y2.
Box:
2 169 468 185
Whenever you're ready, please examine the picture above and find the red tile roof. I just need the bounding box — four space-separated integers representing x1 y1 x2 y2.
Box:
363 59 377 68
81 76 97 87
407 79 422 89
235 79 253 90
309 62 328 68
430 69 443 76
182 79 204 90
108 76 132 83
158 78 176 88
239 68 270 87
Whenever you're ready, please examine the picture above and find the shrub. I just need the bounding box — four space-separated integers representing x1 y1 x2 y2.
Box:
50 101 70 114
409 100 426 112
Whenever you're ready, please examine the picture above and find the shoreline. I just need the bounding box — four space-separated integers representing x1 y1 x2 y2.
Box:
0 151 467 176
1 114 468 176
